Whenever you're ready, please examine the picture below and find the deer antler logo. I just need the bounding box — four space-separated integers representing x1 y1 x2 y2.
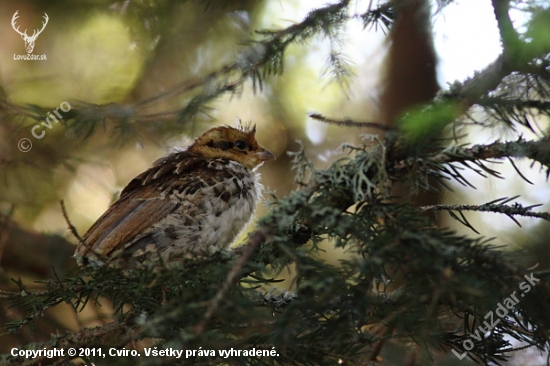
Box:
11 11 49 54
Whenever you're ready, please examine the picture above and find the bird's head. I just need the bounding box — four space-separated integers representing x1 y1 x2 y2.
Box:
188 124 275 169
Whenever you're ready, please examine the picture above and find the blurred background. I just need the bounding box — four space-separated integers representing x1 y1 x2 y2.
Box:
0 0 548 363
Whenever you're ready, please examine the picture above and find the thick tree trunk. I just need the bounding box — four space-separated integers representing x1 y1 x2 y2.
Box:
380 0 440 209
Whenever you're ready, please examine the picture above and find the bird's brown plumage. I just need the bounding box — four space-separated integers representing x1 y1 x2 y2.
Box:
75 124 274 264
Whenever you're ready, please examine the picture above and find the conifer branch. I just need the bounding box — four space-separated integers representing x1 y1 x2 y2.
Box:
428 138 550 169
422 198 550 225
359 2 395 34
3 0 355 144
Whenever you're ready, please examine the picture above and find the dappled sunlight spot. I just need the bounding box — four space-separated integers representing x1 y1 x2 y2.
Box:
306 117 327 144
8 13 146 106
67 164 117 233
433 0 502 84
278 59 344 141
252 0 385 150
256 1 311 30
53 14 146 103
32 205 67 234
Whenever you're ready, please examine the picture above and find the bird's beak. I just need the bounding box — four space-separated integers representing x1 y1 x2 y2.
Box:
254 148 276 161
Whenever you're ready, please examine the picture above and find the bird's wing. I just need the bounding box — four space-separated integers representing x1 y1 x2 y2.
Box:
79 189 179 257
77 154 210 258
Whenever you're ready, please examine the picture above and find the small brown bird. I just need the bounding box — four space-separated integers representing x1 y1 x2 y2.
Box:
75 124 275 264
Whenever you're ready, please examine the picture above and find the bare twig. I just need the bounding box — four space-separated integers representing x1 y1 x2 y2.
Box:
60 200 108 263
59 200 85 247
309 113 394 131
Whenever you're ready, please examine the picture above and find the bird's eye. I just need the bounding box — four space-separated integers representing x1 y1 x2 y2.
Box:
234 139 248 151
